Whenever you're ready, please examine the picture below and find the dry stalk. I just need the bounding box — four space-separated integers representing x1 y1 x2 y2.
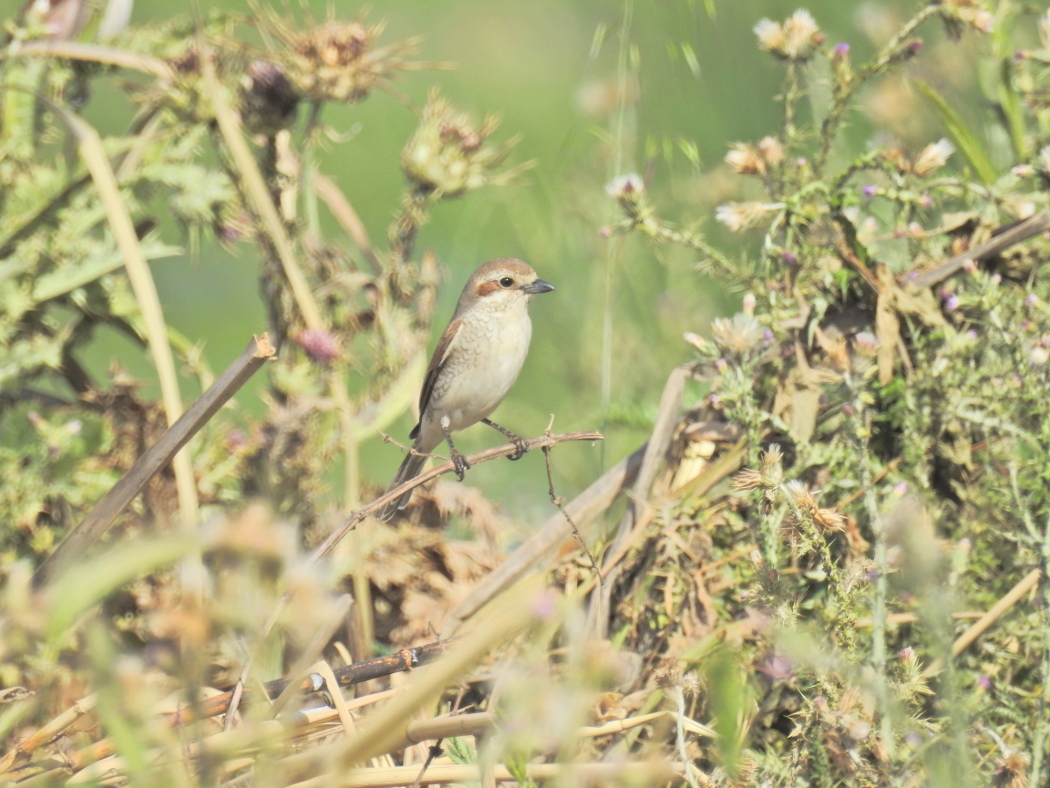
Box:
285 760 685 788
0 695 96 776
906 212 1050 288
33 334 276 587
268 595 355 720
921 568 1041 678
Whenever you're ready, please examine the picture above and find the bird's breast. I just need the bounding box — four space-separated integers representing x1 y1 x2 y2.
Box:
426 310 533 433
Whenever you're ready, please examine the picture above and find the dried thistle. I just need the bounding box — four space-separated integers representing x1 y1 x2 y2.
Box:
725 142 766 176
268 14 419 104
992 750 1030 788
912 138 955 176
754 10 822 62
715 201 780 232
711 312 765 355
733 444 784 513
785 480 847 533
401 92 525 198
757 136 784 166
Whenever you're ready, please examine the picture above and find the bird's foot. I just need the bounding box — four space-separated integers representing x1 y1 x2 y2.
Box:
451 448 471 480
508 434 529 461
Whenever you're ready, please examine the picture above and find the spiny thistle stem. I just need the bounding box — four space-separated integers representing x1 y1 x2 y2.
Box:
815 4 940 176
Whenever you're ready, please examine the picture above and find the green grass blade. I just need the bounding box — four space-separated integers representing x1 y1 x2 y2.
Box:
913 79 998 185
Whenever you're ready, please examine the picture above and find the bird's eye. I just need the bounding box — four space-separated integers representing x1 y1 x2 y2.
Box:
499 277 514 288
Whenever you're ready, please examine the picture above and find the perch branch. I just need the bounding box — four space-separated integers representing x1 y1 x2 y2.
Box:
309 431 604 565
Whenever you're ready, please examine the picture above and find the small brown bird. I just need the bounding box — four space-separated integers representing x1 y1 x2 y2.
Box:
377 258 554 520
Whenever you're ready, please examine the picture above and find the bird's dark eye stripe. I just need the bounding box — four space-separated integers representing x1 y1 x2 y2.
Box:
499 277 514 287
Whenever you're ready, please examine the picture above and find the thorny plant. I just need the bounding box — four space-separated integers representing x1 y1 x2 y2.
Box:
0 1 543 780
6 2 1050 788
603 1 1050 786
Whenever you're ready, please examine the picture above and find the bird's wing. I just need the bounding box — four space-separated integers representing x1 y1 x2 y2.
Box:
414 317 462 430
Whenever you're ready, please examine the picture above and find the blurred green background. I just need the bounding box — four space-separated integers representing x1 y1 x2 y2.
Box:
70 0 994 520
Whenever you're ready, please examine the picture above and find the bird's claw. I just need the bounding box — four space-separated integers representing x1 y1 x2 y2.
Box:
508 435 529 461
451 449 471 480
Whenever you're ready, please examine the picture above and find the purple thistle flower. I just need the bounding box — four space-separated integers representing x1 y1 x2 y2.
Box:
834 42 850 57
296 328 341 365
862 185 876 197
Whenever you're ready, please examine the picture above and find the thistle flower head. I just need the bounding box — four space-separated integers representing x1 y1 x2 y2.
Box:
786 480 847 532
605 173 644 199
725 143 766 176
757 136 784 166
296 328 341 365
755 10 821 61
711 312 765 354
402 92 522 197
240 60 300 136
270 14 417 104
715 201 777 232
853 331 880 358
912 138 955 176
936 0 994 41
733 445 784 494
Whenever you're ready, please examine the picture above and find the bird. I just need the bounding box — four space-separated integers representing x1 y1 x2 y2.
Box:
376 258 555 520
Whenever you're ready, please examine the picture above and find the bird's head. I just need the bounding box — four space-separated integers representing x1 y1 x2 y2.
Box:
457 258 555 314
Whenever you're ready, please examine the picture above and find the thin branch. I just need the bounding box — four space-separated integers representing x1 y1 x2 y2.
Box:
541 418 601 578
193 640 455 724
287 760 685 788
310 430 604 565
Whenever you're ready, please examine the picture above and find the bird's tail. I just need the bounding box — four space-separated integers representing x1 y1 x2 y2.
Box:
375 449 428 521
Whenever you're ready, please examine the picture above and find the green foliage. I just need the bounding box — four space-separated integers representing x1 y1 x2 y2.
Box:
605 1 1050 785
6 1 1050 787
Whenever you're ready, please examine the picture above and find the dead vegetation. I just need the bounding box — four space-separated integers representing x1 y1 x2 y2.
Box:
3 1 1050 787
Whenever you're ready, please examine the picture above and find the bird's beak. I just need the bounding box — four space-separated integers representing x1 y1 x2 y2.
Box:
522 279 555 295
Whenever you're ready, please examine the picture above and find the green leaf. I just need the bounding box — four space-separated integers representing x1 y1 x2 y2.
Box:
912 79 998 185
706 647 749 777
30 238 182 304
